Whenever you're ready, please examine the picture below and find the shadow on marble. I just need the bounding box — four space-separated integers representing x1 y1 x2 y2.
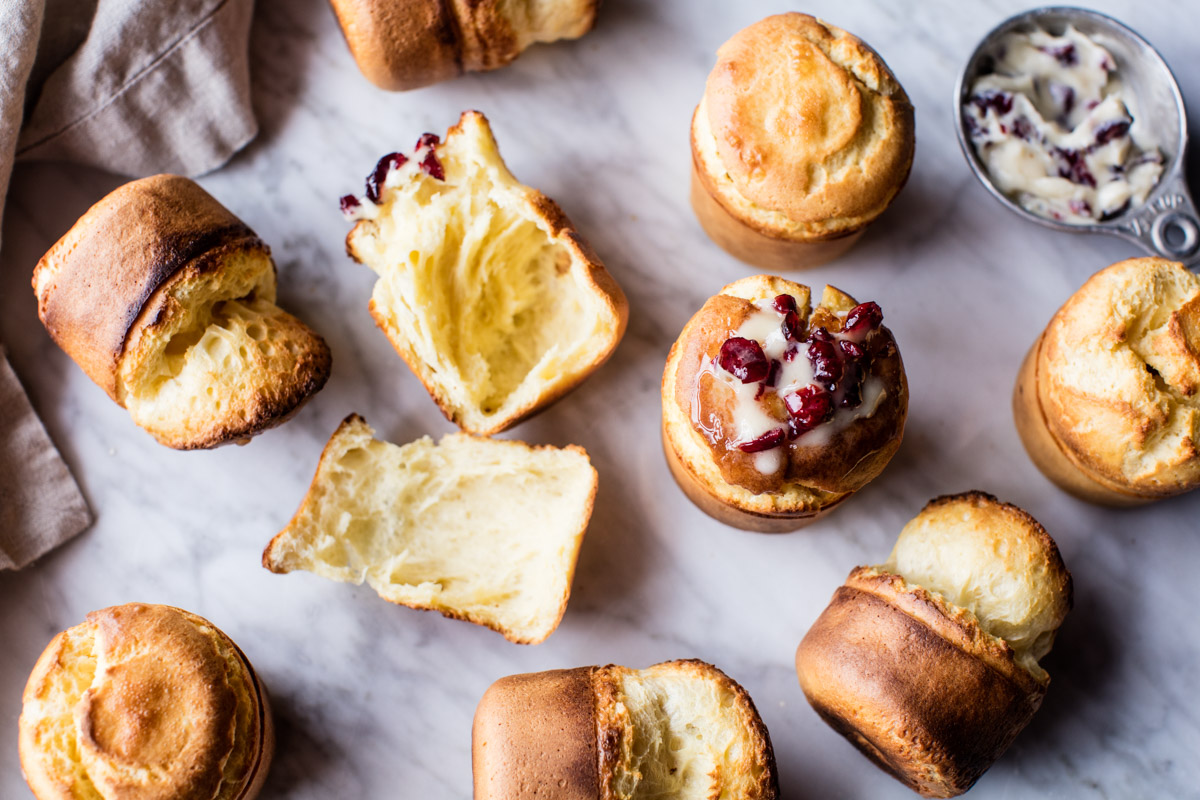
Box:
555 441 655 626
247 0 331 147
1010 563 1122 764
258 689 352 799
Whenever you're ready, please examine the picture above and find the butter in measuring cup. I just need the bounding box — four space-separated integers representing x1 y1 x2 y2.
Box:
963 25 1163 223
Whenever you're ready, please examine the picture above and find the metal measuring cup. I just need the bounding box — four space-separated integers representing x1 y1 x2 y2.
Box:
954 6 1200 266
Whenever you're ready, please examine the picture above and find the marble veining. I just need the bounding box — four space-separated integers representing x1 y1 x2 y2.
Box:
2 0 1199 797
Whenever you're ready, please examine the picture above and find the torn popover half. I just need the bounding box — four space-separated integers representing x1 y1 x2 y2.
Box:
1014 257 1200 506
330 0 599 91
796 492 1072 798
473 660 779 800
32 175 331 449
19 603 273 800
263 414 597 644
340 111 628 435
662 275 907 532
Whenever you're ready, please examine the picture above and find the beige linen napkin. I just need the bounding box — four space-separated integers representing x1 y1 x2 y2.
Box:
0 0 258 568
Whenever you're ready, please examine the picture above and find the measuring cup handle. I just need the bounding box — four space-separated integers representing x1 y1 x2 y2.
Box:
1114 173 1200 267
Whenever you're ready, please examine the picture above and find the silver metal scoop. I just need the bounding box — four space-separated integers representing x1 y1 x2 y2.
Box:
954 6 1200 266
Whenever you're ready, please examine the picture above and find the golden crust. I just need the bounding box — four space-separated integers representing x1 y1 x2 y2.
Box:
688 150 865 271
1014 337 1148 505
19 604 272 800
346 111 627 436
796 492 1071 798
661 275 906 531
691 14 914 267
797 574 1044 798
32 175 258 400
1018 257 1200 502
330 0 599 91
472 660 779 800
473 667 601 800
32 175 331 450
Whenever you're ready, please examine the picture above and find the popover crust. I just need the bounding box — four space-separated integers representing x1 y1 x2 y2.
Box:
19 604 273 800
796 492 1072 798
695 13 915 241
798 572 1044 798
33 176 258 400
32 175 331 449
331 0 599 91
473 660 778 800
1020 257 1200 501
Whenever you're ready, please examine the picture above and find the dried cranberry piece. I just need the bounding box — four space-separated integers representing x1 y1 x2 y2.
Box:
839 361 864 408
1042 43 1077 66
1055 148 1096 188
1094 120 1130 146
839 340 865 360
739 428 786 453
365 152 408 203
784 385 833 435
783 344 799 362
421 150 445 180
772 294 798 314
844 302 883 334
1068 199 1093 217
765 359 781 388
718 337 770 384
339 194 361 215
807 337 842 387
416 133 446 180
1049 83 1075 119
1011 116 1035 141
781 310 805 342
809 327 834 344
971 90 1013 117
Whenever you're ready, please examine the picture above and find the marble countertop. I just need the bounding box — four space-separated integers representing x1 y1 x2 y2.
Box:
3 0 1199 797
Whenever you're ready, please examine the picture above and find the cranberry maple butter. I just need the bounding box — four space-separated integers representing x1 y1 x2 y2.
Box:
662 275 907 532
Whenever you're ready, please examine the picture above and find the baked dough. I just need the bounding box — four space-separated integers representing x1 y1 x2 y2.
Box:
662 275 906 531
796 492 1072 798
690 13 915 269
473 660 778 799
343 111 627 435
33 175 331 449
263 414 597 643
19 604 273 800
1014 256 1200 504
330 0 598 91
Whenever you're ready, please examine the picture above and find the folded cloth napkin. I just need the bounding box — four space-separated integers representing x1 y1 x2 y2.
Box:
0 0 258 568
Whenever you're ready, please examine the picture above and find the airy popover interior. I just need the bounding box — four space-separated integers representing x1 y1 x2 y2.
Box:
601 661 778 800
881 493 1072 678
263 414 597 644
344 111 627 434
117 246 329 448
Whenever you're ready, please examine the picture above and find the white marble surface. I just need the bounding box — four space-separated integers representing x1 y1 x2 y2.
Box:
3 0 1199 797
